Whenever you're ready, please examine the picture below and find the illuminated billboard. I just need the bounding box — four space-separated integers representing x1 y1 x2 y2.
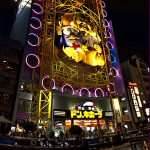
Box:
128 82 142 117
56 13 105 66
71 110 102 119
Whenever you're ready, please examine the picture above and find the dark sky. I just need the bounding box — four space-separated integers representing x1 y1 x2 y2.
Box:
0 0 148 64
105 0 148 64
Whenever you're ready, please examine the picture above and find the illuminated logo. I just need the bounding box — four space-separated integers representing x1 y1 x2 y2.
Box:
71 110 102 119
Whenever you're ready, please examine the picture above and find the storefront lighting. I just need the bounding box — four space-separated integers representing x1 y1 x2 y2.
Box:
28 33 40 47
94 88 104 97
30 17 42 30
32 3 43 15
61 84 74 95
25 54 40 69
79 88 91 97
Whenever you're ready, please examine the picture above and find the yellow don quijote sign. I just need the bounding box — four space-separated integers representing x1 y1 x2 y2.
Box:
71 110 102 119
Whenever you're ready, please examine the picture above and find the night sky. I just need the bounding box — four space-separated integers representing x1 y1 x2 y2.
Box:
105 0 148 64
0 0 148 64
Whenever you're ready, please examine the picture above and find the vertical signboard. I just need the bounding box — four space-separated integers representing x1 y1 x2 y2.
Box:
128 82 142 118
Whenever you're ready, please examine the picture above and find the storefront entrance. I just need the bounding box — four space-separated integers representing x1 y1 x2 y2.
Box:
65 119 106 131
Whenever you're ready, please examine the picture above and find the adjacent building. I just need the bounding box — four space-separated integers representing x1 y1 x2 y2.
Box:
121 55 149 128
0 37 22 119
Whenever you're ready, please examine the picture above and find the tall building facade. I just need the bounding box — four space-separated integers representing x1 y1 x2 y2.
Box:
0 1 26 120
12 0 131 132
0 37 22 119
121 55 149 128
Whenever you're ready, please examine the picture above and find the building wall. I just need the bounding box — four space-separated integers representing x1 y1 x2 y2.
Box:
121 55 149 128
0 37 22 120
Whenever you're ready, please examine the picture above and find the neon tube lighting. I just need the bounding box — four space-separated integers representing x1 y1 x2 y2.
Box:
25 54 40 69
102 19 110 28
100 1 106 8
106 41 113 49
79 88 91 97
102 1 106 8
28 33 40 47
61 84 74 95
42 75 56 90
109 67 118 77
110 82 115 93
32 3 43 15
103 10 107 17
30 17 42 30
105 31 111 39
95 88 104 97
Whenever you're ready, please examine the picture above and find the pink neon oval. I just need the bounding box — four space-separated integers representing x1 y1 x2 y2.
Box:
79 88 91 97
32 3 43 15
30 17 42 30
28 33 40 47
42 76 55 90
25 54 40 69
61 84 74 95
94 88 104 97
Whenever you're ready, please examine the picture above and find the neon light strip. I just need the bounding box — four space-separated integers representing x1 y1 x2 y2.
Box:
42 75 56 90
61 84 74 95
94 88 104 97
30 17 42 30
32 3 43 15
79 88 91 97
25 54 40 69
28 33 40 47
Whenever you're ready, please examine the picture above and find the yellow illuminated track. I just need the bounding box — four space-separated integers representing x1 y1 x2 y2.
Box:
30 0 113 126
